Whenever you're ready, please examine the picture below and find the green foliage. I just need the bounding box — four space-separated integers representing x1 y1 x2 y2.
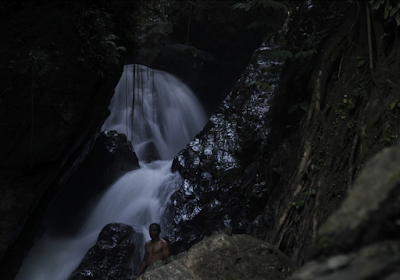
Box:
356 56 366 68
288 101 308 114
138 0 175 24
294 49 318 58
353 78 368 97
386 79 400 90
232 0 288 12
264 49 294 59
246 80 271 91
232 0 288 31
291 188 316 212
76 5 125 76
291 200 304 210
390 99 400 110
370 0 400 25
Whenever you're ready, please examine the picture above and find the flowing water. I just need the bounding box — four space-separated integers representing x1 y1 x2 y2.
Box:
15 64 207 280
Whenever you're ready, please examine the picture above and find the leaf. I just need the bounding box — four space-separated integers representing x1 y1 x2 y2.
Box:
384 3 390 19
260 82 270 90
232 3 251 11
380 33 390 39
106 41 117 47
280 50 294 59
357 59 365 68
348 103 355 110
107 34 118 40
389 6 399 17
311 164 316 170
390 100 398 110
299 101 308 111
260 0 288 12
288 104 298 114
262 49 294 59
260 65 273 73
371 0 383 10
295 50 318 58
232 3 247 10
247 21 268 29
246 80 258 87
306 36 315 45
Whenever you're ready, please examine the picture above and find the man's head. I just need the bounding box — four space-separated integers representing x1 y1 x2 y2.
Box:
149 223 161 240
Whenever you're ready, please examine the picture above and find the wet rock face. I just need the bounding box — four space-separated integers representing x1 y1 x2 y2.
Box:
45 131 140 235
165 46 282 255
138 233 296 280
289 144 400 280
167 112 247 253
69 223 142 280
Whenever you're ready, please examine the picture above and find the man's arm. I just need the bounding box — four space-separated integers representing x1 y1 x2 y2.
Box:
162 241 169 263
135 249 148 278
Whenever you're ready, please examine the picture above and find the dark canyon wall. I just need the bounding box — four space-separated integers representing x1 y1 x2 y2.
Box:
0 1 276 279
3 1 398 279
164 0 400 269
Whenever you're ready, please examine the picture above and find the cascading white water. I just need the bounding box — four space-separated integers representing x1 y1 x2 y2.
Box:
15 64 208 280
102 64 207 162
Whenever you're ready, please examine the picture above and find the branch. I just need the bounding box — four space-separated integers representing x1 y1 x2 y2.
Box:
366 2 374 75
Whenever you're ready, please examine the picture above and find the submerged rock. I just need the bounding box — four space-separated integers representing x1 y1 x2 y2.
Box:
69 223 142 280
139 233 296 280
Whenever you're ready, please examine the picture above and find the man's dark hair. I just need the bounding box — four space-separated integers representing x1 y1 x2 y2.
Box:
150 223 161 231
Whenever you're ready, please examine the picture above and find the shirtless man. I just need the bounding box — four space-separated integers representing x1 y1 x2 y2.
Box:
135 223 169 278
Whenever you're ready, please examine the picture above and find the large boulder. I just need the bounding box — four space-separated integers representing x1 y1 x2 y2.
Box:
69 223 142 280
139 232 296 280
289 144 400 280
45 130 140 236
164 43 280 256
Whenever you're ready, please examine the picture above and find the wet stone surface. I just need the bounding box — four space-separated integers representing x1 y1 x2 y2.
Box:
165 44 284 255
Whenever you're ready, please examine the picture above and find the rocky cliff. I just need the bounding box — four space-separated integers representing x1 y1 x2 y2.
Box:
0 1 276 279
2 1 400 280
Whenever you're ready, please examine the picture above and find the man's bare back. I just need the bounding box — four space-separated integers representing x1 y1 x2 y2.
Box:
135 223 169 278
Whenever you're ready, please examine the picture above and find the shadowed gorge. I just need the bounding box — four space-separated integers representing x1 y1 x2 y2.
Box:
1 1 400 280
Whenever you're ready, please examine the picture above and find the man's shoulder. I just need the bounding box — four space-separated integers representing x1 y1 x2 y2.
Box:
160 238 168 246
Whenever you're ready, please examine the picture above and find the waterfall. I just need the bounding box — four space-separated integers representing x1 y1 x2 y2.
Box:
102 64 207 162
15 64 208 280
